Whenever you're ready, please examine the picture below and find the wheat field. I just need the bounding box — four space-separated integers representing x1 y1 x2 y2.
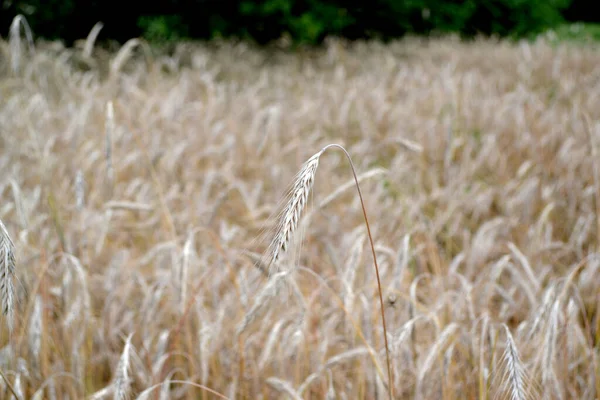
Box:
0 21 599 399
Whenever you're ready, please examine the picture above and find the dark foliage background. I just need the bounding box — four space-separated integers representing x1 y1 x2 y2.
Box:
0 0 591 45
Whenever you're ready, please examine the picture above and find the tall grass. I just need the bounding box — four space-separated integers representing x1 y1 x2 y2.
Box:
0 17 599 399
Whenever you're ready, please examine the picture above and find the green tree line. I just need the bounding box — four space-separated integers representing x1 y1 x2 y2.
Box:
0 0 593 45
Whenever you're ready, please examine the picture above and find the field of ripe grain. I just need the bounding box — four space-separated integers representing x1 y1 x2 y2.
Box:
1 27 599 399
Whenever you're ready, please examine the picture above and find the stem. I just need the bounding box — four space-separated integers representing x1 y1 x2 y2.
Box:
0 368 20 400
135 380 230 400
322 144 394 400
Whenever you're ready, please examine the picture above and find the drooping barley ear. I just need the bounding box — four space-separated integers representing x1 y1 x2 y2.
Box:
417 323 458 399
110 38 152 77
113 333 134 400
0 219 16 334
236 271 289 335
9 14 35 75
266 150 322 273
83 22 104 59
260 144 393 399
297 347 371 396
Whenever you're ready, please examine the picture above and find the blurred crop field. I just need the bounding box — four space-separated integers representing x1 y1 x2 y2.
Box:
1 26 600 400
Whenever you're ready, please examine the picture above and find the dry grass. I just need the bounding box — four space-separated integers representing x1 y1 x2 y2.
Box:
0 25 599 399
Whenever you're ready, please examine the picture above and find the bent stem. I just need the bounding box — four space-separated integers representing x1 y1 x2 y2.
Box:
136 380 230 399
322 144 393 399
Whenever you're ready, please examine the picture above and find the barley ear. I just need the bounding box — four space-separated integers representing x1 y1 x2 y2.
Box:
9 14 35 74
114 333 134 400
0 219 16 334
266 150 322 273
502 326 526 400
494 324 537 400
262 144 393 399
83 22 104 59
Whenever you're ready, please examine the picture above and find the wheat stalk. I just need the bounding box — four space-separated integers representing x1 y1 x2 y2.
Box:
259 143 394 399
0 219 16 334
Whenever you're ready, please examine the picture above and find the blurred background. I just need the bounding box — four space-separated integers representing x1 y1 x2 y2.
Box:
1 0 599 46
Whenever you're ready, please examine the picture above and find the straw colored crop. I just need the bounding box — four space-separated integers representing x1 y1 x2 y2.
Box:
0 16 599 399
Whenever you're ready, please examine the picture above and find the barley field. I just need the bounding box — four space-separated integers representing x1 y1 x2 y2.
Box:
0 21 599 400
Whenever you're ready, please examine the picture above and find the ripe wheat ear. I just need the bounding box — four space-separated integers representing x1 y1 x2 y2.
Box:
0 218 16 334
494 324 538 400
256 144 394 400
